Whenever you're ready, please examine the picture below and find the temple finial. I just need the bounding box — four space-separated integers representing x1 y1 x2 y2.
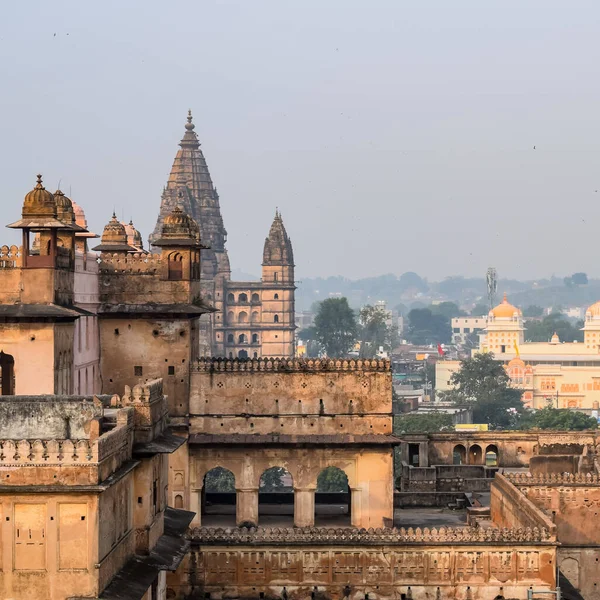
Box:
36 174 44 188
185 109 195 131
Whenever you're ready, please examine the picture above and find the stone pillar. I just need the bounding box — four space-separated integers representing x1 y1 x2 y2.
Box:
294 487 316 527
350 487 363 528
419 442 429 467
236 487 259 527
190 486 202 527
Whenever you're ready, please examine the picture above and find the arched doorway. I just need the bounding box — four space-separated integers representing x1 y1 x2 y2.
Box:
315 466 350 526
0 352 15 395
238 349 248 359
259 467 294 526
202 467 236 527
167 252 183 280
453 444 466 465
485 444 499 467
469 444 483 465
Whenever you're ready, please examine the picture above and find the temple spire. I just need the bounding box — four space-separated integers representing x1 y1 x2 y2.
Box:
180 109 200 149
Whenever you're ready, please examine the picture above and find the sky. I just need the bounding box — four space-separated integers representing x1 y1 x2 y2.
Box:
1 1 599 281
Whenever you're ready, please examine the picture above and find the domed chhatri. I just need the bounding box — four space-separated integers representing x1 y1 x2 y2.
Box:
122 219 146 253
53 189 86 231
586 301 600 318
490 293 521 318
23 174 56 218
152 206 204 247
92 213 137 252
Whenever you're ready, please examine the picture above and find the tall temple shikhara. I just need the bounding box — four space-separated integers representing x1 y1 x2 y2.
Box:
150 111 295 358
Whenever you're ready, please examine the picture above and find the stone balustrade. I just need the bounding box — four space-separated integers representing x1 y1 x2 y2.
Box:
97 252 161 274
0 438 97 464
506 472 600 486
0 245 22 268
190 524 553 544
192 357 391 373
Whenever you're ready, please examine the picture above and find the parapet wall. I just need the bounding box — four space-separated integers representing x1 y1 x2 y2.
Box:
490 474 556 535
193 357 391 373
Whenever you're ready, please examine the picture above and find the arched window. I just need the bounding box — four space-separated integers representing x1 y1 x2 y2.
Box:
485 445 499 467
227 293 235 302
453 444 466 465
167 251 183 280
174 494 183 509
274 293 279 300
253 352 258 359
316 467 350 526
238 349 248 359
0 351 15 395
239 293 248 303
274 272 278 282
202 467 236 527
238 311 248 323
251 311 259 323
259 467 294 526
251 293 260 302
274 314 279 323
227 311 234 323
469 444 483 465
227 334 234 343
238 334 247 344
252 334 259 344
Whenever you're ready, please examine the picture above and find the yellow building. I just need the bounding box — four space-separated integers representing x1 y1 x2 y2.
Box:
437 294 600 411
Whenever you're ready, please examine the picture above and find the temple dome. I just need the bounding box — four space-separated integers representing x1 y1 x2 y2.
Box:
54 189 75 226
490 293 521 318
263 209 294 265
161 206 200 241
71 200 87 229
586 301 600 317
122 219 145 252
92 213 136 251
22 174 56 218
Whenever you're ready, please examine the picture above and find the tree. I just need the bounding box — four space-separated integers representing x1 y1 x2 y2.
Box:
525 314 584 343
317 467 349 492
445 352 524 429
519 407 597 431
359 304 399 357
259 467 288 492
204 467 235 492
313 297 358 357
430 301 466 319
523 305 544 318
471 303 489 316
405 308 451 345
393 412 454 434
399 271 428 293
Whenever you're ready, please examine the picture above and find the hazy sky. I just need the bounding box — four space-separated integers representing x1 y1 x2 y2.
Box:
1 1 599 281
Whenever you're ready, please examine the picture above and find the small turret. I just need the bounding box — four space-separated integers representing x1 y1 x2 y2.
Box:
92 214 137 252
262 209 294 284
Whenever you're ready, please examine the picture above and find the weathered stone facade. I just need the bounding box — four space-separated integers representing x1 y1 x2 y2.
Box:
150 113 296 358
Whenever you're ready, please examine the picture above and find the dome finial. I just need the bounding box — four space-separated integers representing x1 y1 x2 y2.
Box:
185 109 195 131
36 174 44 188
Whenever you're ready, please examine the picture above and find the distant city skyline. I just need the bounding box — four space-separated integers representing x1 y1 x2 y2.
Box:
1 0 599 281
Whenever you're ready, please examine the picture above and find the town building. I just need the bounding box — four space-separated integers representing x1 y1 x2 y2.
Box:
438 293 600 410
150 112 296 359
451 315 487 345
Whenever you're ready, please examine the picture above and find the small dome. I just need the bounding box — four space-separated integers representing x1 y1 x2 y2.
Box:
71 200 87 229
507 357 525 369
101 213 128 245
22 174 56 218
54 189 75 225
161 206 200 241
122 219 145 252
586 301 600 317
490 293 521 318
550 331 560 344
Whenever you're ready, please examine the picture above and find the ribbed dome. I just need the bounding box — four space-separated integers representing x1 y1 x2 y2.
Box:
162 206 200 240
54 189 75 225
490 293 521 318
101 214 128 245
71 200 87 229
22 174 56 218
122 219 145 251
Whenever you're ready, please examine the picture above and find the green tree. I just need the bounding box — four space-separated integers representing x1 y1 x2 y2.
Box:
523 305 544 318
393 412 454 434
405 308 451 345
519 407 597 431
259 467 289 492
445 352 524 429
359 304 400 357
313 298 358 357
471 303 489 316
430 301 466 319
525 314 584 343
316 467 349 492
204 467 235 492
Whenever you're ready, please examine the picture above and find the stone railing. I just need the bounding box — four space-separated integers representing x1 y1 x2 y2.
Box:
120 379 164 406
97 252 161 274
190 525 553 545
96 418 131 462
507 472 600 486
0 438 97 464
0 245 22 268
192 357 391 373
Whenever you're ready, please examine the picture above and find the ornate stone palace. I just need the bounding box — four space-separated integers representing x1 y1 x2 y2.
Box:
150 112 296 359
0 157 597 597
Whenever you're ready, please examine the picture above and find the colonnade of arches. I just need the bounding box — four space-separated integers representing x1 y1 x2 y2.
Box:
453 443 499 466
195 465 353 527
